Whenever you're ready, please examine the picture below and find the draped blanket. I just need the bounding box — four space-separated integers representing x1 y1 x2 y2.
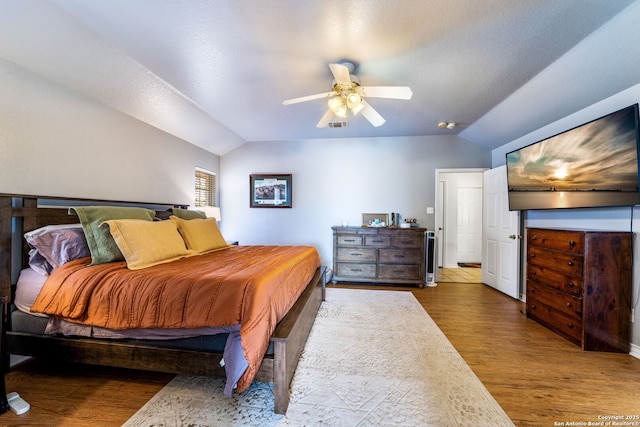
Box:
31 245 321 392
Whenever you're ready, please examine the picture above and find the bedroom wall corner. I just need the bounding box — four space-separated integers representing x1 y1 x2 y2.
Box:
0 58 219 206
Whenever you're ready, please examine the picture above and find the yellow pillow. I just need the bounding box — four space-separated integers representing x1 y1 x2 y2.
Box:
102 219 192 270
170 216 230 253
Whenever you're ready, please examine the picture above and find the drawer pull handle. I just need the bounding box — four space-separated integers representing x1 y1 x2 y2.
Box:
395 255 406 258
344 239 356 242
531 304 536 309
372 240 384 243
569 240 575 249
531 271 536 276
567 322 574 328
566 302 572 308
350 269 362 272
351 253 362 256
567 261 574 266
568 281 575 287
532 236 537 240
530 254 536 258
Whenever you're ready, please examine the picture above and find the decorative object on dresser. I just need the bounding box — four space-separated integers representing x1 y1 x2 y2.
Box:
525 227 631 353
361 213 388 227
331 226 427 287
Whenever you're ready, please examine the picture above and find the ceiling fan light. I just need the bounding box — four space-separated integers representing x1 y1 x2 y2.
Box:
346 92 362 109
327 97 342 113
335 105 348 118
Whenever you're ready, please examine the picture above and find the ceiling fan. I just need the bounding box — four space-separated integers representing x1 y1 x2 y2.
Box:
282 62 413 128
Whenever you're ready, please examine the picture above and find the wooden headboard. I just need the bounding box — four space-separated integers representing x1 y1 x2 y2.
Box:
0 194 188 304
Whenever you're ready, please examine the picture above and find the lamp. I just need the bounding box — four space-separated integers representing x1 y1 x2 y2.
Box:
198 206 221 221
346 92 362 109
327 81 364 118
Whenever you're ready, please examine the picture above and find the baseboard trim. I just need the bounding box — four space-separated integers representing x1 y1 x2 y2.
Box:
630 343 640 360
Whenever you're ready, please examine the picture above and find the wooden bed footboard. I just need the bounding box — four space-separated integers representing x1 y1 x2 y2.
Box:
0 194 325 415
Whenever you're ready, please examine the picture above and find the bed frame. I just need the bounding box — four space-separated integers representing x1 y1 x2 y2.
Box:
0 194 324 414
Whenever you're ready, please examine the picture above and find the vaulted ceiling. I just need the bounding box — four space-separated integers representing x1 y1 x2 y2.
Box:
1 0 639 155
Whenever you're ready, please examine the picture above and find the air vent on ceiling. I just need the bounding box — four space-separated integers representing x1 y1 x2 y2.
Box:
328 121 348 128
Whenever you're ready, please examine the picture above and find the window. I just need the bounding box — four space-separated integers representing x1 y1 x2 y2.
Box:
195 169 216 207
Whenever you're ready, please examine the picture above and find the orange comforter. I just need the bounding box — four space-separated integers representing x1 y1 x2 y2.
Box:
31 245 321 391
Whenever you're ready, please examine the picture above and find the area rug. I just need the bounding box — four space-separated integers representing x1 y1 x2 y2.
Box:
123 288 513 426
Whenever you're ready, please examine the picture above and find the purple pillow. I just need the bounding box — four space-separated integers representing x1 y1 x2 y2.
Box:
24 224 90 275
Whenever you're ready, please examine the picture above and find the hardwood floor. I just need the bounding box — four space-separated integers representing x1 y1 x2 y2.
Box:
3 281 640 426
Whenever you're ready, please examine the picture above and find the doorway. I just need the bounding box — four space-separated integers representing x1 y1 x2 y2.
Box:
435 169 485 283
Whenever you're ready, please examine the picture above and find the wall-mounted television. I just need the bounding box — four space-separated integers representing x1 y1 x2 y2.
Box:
506 104 640 211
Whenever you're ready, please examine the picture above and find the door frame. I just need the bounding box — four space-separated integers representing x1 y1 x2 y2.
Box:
434 168 487 279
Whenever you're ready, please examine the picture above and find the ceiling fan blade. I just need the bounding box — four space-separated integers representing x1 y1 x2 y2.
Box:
361 86 413 100
283 91 336 105
328 63 352 86
316 109 334 128
359 101 385 127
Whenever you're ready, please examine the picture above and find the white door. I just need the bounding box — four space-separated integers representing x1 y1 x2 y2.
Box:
457 187 482 263
482 166 521 299
435 169 484 270
436 179 445 268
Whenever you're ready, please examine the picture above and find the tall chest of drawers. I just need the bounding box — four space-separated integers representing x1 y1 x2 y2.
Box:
331 226 427 287
526 227 631 353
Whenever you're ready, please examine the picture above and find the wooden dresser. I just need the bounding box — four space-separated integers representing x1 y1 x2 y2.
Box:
331 226 427 287
525 227 632 353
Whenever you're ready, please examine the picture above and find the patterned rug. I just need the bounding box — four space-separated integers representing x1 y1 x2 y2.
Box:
123 289 513 426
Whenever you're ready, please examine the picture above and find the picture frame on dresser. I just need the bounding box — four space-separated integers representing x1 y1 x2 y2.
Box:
362 213 388 227
250 174 292 208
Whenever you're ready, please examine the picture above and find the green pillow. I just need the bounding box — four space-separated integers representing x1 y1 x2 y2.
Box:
69 206 155 265
171 207 207 220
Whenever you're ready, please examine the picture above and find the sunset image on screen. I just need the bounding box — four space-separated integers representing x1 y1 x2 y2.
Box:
506 105 640 210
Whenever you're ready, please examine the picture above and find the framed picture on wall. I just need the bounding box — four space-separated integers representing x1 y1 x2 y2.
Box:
250 174 292 208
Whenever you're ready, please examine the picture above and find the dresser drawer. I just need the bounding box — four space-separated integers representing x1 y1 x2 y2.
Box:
527 246 583 276
336 234 363 245
528 228 585 253
379 248 421 264
526 281 582 320
364 235 391 246
392 234 423 248
527 264 583 296
336 247 376 262
378 265 422 280
336 263 376 278
527 299 582 344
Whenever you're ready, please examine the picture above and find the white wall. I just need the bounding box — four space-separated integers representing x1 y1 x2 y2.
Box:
491 83 640 352
0 58 219 206
220 135 491 266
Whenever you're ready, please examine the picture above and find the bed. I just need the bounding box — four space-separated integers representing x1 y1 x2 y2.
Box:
0 194 325 414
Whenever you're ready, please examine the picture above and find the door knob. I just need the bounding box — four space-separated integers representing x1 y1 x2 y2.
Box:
508 234 522 239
